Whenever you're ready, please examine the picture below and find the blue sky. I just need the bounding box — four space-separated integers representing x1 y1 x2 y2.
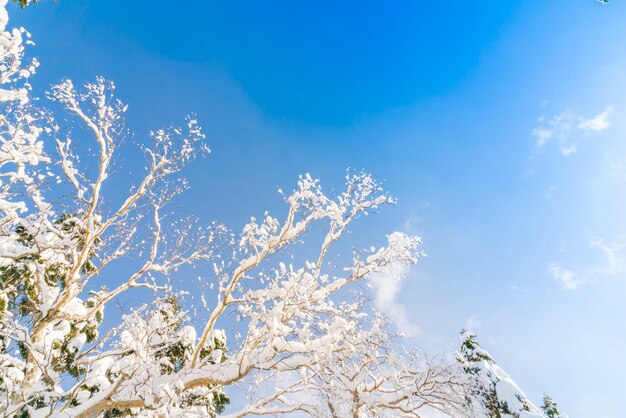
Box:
11 1 626 416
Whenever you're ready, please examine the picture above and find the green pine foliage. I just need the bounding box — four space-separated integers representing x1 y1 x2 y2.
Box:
10 0 38 8
542 395 565 418
457 331 549 418
98 297 230 417
0 212 107 415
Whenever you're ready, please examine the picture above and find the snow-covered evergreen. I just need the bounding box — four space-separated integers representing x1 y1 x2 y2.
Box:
457 331 567 418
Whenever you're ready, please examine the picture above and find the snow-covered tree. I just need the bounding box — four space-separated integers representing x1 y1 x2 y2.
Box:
274 312 470 418
457 331 567 418
0 3 471 417
541 395 567 418
9 0 35 8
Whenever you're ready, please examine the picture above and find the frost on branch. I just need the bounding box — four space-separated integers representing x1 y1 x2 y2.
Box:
288 314 471 418
0 3 471 417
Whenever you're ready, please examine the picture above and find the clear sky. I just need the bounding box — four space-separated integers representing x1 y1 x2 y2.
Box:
11 1 626 416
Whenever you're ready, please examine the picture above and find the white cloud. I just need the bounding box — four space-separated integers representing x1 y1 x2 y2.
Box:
609 160 626 180
590 237 623 276
548 236 625 290
531 127 553 148
532 106 613 156
369 262 419 337
548 264 587 290
579 106 613 132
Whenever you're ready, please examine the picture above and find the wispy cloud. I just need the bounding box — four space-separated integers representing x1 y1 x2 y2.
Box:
532 106 613 156
590 238 623 274
548 264 587 290
608 160 626 182
548 236 625 290
369 262 419 337
579 106 613 132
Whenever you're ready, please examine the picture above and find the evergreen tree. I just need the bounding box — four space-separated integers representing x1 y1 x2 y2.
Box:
10 0 37 8
457 331 564 418
542 395 567 418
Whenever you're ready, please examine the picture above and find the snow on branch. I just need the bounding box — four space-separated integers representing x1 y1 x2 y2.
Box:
0 3 474 417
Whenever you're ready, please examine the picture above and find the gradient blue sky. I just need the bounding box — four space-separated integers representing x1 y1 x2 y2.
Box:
11 1 626 416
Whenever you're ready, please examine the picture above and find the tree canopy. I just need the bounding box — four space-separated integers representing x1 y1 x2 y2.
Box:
0 2 568 417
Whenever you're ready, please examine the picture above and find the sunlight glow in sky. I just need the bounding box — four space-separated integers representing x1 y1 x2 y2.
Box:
12 1 626 416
